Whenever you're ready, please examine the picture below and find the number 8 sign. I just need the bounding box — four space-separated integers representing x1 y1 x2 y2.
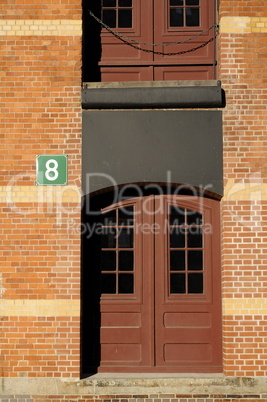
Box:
36 155 68 185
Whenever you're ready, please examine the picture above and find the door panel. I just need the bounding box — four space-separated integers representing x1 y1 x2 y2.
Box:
98 196 154 371
153 0 216 65
100 66 154 82
99 0 153 65
97 195 222 372
164 343 212 362
154 65 214 81
154 196 222 371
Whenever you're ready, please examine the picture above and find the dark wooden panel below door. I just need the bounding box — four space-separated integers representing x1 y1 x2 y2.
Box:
101 343 142 362
100 328 141 343
101 312 141 327
154 65 215 81
164 312 211 328
100 66 153 81
164 343 212 362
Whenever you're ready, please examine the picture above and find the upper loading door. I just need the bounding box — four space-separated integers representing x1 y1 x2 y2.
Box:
89 0 217 81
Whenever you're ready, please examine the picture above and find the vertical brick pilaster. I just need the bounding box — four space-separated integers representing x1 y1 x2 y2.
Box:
0 3 82 378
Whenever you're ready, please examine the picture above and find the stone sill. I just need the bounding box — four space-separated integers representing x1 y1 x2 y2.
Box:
1 376 267 396
82 80 224 109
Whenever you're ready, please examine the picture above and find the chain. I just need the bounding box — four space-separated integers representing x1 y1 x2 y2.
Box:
102 26 218 56
89 10 217 48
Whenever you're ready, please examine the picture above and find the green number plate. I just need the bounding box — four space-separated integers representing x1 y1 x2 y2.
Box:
36 155 68 185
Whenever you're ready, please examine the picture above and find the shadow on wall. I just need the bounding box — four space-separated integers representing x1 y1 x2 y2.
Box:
82 0 102 82
81 190 120 375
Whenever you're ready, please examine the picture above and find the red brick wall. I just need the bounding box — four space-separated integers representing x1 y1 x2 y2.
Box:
1 0 267 394
0 1 82 378
220 0 267 377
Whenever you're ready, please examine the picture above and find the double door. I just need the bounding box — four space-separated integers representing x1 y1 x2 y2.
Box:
98 0 216 81
98 195 222 372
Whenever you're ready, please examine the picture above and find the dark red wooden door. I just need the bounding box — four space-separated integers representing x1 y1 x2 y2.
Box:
98 197 155 370
98 0 216 81
154 196 222 371
98 195 222 372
